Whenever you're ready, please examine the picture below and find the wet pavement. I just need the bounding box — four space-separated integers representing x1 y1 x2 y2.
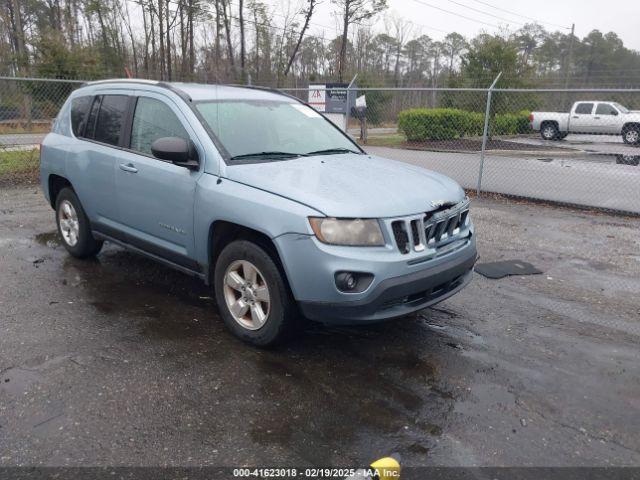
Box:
1 187 640 467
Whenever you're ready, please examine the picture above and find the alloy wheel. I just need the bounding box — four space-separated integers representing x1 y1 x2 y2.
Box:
223 260 271 330
58 200 80 247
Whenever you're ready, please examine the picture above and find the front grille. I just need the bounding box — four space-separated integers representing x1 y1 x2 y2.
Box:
393 198 471 254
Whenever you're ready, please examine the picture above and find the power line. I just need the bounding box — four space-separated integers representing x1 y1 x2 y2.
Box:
409 0 502 29
467 0 571 30
443 0 525 27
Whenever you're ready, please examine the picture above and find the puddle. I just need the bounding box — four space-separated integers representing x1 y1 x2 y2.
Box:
421 319 485 346
35 230 61 247
0 367 43 395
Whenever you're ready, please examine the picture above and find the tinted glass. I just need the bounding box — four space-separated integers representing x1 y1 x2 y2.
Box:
596 103 618 115
94 95 129 146
130 97 189 156
71 96 92 136
83 96 102 139
575 103 594 114
196 100 358 159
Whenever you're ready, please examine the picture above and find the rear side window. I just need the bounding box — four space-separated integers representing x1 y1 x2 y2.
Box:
130 97 189 156
93 95 129 146
70 96 92 136
575 103 594 114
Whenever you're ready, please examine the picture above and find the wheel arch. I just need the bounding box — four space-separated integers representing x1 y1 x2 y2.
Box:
48 174 73 209
207 220 292 291
622 122 640 132
540 120 560 130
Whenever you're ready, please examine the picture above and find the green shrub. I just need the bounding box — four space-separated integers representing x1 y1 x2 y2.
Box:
398 108 478 141
397 108 532 142
492 111 532 135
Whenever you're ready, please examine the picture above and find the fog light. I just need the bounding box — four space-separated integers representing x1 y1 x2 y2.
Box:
334 271 374 293
336 272 357 291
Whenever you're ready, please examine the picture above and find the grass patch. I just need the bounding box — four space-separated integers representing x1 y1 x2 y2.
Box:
357 133 406 148
0 148 39 176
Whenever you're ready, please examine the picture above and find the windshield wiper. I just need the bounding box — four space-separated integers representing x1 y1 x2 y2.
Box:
306 147 361 156
230 151 307 161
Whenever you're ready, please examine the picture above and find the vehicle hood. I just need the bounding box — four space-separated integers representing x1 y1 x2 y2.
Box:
224 153 465 218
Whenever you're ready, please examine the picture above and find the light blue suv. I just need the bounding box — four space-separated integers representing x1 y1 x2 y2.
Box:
40 80 477 346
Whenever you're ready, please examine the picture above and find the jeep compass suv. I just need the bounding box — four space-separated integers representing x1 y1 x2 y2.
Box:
40 79 477 346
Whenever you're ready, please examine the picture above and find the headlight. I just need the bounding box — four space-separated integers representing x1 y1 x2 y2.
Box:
308 217 385 246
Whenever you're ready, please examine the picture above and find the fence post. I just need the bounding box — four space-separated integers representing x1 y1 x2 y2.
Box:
345 74 358 132
477 72 502 196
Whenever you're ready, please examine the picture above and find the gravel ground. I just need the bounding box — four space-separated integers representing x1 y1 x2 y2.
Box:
1 186 639 467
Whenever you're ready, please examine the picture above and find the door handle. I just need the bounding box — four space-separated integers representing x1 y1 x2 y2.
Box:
572 116 579 119
119 163 138 173
594 116 600 119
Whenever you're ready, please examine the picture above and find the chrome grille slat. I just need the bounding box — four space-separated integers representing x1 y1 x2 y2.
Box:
392 198 471 255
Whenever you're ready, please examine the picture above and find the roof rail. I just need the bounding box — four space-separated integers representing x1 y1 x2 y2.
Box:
227 84 301 102
86 78 160 86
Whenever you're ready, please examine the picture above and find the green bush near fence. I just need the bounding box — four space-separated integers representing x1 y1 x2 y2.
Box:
398 108 531 141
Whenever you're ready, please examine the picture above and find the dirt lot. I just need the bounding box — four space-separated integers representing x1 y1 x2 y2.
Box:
1 186 639 468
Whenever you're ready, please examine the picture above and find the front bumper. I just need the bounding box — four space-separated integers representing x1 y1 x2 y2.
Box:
275 231 477 324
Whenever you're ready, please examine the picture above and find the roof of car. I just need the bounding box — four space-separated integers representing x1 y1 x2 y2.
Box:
85 79 295 103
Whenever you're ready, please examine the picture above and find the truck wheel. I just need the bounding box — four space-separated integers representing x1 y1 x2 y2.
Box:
541 123 559 140
55 187 103 258
214 240 297 347
622 126 640 145
558 132 569 139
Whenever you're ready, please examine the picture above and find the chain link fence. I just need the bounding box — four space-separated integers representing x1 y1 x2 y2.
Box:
0 77 84 184
284 85 640 215
1 77 639 215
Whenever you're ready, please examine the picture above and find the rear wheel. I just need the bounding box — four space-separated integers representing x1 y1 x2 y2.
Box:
622 126 640 145
214 240 297 347
540 122 559 140
55 188 103 258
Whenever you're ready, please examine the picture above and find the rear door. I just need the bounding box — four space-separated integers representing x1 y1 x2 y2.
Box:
68 92 132 229
114 92 203 270
570 102 596 133
594 102 620 134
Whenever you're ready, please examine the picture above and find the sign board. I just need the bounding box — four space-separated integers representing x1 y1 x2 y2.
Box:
308 85 326 112
355 95 366 108
308 83 356 114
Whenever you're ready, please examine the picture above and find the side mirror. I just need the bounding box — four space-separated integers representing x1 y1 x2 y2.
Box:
612 110 619 116
151 137 199 170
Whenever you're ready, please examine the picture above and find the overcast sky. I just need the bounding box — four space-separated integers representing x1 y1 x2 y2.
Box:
270 0 640 51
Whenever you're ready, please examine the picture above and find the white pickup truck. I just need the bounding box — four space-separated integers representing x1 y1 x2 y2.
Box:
530 101 640 144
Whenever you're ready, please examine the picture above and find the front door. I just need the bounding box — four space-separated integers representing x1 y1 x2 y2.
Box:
115 93 202 271
594 103 620 134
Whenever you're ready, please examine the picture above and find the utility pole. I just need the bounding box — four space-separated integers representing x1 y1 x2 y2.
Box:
563 23 575 107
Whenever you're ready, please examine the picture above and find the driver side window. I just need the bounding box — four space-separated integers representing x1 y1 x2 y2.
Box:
130 97 189 157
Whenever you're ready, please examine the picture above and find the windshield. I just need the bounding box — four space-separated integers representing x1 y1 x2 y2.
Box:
612 102 629 113
196 99 360 160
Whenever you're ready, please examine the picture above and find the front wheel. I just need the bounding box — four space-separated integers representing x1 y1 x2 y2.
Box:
55 188 103 258
622 126 640 145
213 240 297 347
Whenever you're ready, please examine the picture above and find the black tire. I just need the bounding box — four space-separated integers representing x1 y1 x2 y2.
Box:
558 132 569 139
55 187 103 258
213 240 297 347
540 122 559 140
622 125 640 145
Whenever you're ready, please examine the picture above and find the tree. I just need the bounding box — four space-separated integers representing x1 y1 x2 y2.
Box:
284 0 320 77
443 32 466 76
331 0 387 81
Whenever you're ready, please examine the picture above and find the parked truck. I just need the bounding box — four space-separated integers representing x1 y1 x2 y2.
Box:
530 101 640 144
